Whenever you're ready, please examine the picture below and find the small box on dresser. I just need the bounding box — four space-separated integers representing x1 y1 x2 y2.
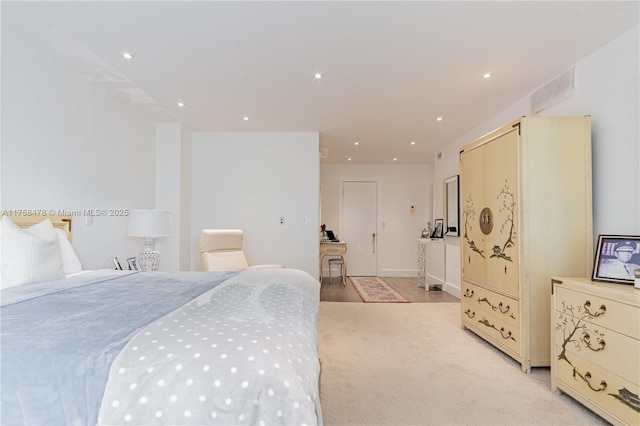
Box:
551 277 640 426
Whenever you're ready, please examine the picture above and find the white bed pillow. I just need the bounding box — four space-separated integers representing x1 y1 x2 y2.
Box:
1 216 65 289
55 228 82 275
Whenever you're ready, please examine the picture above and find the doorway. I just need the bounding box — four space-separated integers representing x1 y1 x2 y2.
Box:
341 180 378 276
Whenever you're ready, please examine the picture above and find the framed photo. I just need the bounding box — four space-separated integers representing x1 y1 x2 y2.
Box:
112 257 123 270
127 257 139 271
431 219 444 239
592 235 640 284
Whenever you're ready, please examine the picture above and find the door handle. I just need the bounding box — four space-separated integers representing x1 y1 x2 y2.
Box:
372 233 376 254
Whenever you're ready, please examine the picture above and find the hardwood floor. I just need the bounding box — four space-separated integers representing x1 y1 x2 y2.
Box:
320 276 460 303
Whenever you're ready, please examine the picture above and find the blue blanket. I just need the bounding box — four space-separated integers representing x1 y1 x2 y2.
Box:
0 270 238 426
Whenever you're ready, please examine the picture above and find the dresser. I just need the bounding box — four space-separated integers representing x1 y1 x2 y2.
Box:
417 238 445 291
551 277 640 425
460 116 593 372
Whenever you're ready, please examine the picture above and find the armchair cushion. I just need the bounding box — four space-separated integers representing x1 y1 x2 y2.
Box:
199 229 249 271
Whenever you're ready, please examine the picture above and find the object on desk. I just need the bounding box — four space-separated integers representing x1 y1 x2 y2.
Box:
112 257 123 270
325 230 339 242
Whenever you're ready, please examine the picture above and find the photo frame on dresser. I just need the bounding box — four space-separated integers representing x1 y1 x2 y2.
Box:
431 219 444 239
592 235 640 284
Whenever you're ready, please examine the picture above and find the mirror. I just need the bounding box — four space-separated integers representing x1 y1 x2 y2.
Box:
444 175 459 236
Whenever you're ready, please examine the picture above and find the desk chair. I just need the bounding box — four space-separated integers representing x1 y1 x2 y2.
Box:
327 257 345 284
199 229 283 271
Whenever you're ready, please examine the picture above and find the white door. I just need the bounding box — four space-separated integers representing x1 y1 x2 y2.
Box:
342 181 377 276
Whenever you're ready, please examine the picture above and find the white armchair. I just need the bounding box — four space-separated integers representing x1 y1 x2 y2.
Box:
199 229 284 271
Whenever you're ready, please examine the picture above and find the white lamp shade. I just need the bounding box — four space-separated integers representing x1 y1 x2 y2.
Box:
127 210 172 237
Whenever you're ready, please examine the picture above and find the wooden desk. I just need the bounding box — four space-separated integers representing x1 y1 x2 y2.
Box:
320 242 347 285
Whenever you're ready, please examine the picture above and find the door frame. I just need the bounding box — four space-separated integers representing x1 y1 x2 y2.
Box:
338 177 381 276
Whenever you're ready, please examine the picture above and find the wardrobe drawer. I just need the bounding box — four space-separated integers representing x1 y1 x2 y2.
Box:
556 286 639 340
462 281 519 327
462 297 521 356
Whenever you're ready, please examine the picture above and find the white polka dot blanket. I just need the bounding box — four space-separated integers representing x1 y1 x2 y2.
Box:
97 267 323 426
0 267 322 426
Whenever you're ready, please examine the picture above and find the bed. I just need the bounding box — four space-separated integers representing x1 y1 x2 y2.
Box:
0 214 323 425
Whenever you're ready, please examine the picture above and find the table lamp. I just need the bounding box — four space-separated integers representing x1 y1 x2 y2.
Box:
127 209 172 271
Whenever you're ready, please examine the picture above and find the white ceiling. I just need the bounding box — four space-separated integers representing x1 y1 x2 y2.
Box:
3 1 639 164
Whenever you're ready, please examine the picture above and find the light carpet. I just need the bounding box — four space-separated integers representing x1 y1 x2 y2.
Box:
318 302 606 425
348 276 410 303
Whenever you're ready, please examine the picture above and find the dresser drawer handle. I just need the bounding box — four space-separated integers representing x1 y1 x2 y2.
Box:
477 297 515 319
582 332 606 351
463 289 474 298
577 370 607 392
478 318 516 341
583 300 606 317
464 309 475 319
499 327 512 340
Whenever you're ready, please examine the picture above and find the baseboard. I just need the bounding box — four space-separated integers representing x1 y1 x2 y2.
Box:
378 268 416 277
443 281 461 299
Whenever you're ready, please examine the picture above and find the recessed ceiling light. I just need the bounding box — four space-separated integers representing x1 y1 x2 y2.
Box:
436 117 443 122
177 102 185 107
121 52 133 60
410 141 416 145
393 158 397 162
482 72 492 79
314 72 322 79
243 116 249 121
347 157 352 161
354 141 359 146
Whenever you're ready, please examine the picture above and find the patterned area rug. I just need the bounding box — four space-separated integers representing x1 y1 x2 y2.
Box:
348 277 410 303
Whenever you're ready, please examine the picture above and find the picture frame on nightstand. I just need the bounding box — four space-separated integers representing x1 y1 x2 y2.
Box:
127 257 139 271
592 234 640 284
112 257 123 270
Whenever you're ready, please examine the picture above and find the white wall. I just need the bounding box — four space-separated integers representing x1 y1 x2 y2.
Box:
321 164 433 277
179 126 193 271
433 25 639 295
191 132 320 277
1 28 156 269
155 123 182 272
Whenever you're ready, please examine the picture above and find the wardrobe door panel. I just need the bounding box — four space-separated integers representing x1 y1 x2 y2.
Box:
485 128 520 298
460 144 487 286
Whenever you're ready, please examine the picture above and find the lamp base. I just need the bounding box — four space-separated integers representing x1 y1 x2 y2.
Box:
137 250 160 271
